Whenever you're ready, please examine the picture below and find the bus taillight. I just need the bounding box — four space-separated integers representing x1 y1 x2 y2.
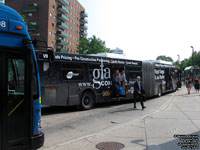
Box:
16 25 22 29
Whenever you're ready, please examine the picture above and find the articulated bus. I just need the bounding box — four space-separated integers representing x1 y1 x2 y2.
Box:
36 51 181 110
0 4 44 150
143 60 181 97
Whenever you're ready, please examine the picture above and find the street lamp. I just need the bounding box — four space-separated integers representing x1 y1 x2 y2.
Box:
191 46 194 66
177 54 180 66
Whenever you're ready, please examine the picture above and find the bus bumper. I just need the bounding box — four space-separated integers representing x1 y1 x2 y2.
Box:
31 132 44 150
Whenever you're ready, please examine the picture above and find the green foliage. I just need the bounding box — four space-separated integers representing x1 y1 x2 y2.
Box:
180 51 200 70
78 35 111 54
156 55 174 62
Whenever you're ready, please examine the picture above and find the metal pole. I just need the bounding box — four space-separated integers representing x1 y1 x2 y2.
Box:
191 46 194 66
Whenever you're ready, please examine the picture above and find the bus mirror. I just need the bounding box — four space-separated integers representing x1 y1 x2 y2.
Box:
47 49 55 62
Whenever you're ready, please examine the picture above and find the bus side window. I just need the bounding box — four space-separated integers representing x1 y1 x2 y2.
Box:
127 67 137 83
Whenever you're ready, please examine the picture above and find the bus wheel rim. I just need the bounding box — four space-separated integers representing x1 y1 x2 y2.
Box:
84 96 90 105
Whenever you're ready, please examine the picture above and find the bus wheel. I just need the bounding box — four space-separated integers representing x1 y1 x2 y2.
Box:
158 87 162 97
81 92 95 110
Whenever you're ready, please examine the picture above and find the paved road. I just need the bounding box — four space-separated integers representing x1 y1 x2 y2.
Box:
40 91 176 149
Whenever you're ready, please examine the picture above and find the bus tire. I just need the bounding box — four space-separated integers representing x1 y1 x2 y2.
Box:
158 86 162 97
80 91 95 110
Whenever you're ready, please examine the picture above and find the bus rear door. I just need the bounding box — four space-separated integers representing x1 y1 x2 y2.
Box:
0 48 32 150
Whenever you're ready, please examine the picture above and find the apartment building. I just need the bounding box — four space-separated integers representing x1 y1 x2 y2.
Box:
6 0 88 53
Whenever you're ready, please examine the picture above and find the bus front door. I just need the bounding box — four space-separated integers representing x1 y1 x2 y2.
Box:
0 50 31 150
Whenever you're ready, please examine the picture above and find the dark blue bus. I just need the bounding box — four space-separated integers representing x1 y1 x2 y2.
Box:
0 4 44 150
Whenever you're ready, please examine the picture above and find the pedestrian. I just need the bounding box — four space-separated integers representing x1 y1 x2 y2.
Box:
168 72 173 91
120 70 127 95
185 75 191 94
194 76 199 93
113 70 123 96
133 76 146 110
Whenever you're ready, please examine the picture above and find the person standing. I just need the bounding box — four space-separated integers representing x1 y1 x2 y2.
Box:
120 70 127 95
133 76 146 110
113 70 122 96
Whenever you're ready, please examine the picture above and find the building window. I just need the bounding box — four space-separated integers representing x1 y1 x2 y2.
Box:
28 13 32 17
52 23 55 27
54 16 56 21
51 42 54 47
53 33 56 39
50 13 52 18
49 32 52 37
52 5 55 11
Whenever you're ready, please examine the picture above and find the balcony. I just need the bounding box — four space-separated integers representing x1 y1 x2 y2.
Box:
57 22 69 30
28 22 38 31
80 23 88 29
57 48 68 53
81 11 88 17
57 31 68 38
58 5 69 14
85 25 88 29
84 18 88 23
58 13 69 22
59 0 69 6
80 17 88 23
56 40 68 46
80 30 88 36
21 4 39 12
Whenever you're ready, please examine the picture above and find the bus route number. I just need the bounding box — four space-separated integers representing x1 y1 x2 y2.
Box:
0 21 6 28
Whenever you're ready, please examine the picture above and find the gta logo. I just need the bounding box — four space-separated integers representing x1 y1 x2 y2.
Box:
92 60 111 89
0 21 6 28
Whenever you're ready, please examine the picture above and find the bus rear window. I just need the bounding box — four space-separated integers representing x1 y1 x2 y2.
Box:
8 59 25 94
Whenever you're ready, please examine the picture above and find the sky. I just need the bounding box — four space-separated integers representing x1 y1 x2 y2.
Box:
78 0 200 61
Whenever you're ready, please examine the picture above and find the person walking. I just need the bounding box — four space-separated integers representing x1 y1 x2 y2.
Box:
133 76 146 110
194 76 199 93
185 75 192 94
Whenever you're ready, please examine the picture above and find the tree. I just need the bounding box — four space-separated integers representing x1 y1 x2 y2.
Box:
78 35 111 54
77 37 89 54
156 55 173 62
179 51 200 70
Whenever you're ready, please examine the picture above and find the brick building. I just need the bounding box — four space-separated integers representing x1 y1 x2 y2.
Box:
6 0 88 53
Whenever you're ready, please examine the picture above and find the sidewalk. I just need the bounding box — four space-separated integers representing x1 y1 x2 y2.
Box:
42 88 200 150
